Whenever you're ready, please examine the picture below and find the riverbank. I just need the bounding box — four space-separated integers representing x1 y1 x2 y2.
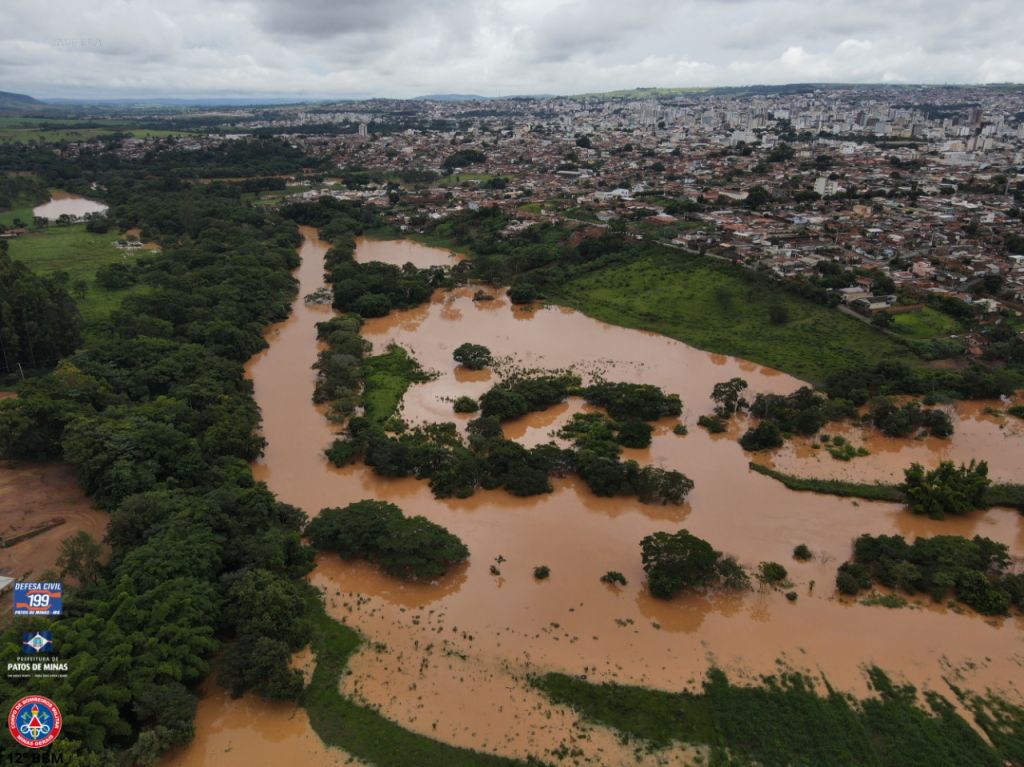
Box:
409 218 917 385
0 462 106 581
303 602 528 767
551 251 915 384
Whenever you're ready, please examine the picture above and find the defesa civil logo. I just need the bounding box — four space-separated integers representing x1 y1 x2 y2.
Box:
8 695 62 749
13 582 63 616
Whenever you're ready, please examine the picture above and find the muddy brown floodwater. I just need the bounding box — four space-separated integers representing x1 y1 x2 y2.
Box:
32 191 108 219
173 230 1024 766
0 462 107 581
162 669 358 767
761 397 1024 485
352 236 463 268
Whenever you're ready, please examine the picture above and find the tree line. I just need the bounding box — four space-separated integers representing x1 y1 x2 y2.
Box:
0 144 325 764
0 241 83 373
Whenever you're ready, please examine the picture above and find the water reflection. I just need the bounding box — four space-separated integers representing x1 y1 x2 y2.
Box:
453 367 492 383
313 554 469 608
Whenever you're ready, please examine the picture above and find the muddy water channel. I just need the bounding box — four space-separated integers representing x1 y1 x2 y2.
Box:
178 229 1024 765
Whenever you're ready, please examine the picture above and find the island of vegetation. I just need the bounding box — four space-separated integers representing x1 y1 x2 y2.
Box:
306 500 469 581
1 118 1021 766
837 533 1024 616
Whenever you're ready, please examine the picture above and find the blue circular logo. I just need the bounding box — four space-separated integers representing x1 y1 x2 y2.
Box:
8 695 62 749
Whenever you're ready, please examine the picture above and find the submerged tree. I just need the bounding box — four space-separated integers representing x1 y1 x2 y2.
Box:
710 377 749 418
739 420 783 451
641 529 722 599
453 342 493 370
307 500 469 580
56 531 104 587
900 460 990 519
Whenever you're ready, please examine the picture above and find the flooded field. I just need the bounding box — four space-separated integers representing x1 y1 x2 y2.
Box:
0 462 107 581
179 230 1024 766
32 191 108 219
764 399 1024 484
353 236 463 268
163 650 360 767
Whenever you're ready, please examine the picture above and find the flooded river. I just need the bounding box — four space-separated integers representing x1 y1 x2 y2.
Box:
171 229 1024 766
32 191 108 220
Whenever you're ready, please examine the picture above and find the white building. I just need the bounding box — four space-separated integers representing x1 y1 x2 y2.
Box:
814 176 844 197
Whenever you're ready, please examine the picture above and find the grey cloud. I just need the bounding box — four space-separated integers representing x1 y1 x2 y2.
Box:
250 0 466 39
0 0 1021 99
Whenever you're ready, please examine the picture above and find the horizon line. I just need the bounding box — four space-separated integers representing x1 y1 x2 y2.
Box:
8 80 1024 106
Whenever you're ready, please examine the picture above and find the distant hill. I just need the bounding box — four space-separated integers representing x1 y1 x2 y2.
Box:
414 94 488 102
42 96 306 107
572 86 711 100
0 90 51 113
569 84 860 100
567 82 1024 101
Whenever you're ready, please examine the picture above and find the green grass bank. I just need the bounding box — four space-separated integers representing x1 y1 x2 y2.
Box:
552 252 916 383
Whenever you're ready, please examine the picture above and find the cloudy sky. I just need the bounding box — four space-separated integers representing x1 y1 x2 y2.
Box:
1 0 1022 100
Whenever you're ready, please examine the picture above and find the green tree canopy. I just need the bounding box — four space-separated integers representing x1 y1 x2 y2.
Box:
453 342 493 370
641 529 722 599
900 460 990 519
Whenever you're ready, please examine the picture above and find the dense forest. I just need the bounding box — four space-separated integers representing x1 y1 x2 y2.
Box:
0 172 49 212
0 142 320 764
0 242 83 372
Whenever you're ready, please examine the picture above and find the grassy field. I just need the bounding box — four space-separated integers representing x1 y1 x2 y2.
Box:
749 463 906 502
408 230 475 256
361 223 404 239
6 224 148 325
534 668 1019 766
631 219 707 239
891 307 962 339
362 344 431 424
302 604 531 766
0 116 189 144
563 206 602 222
0 202 35 227
552 252 916 383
